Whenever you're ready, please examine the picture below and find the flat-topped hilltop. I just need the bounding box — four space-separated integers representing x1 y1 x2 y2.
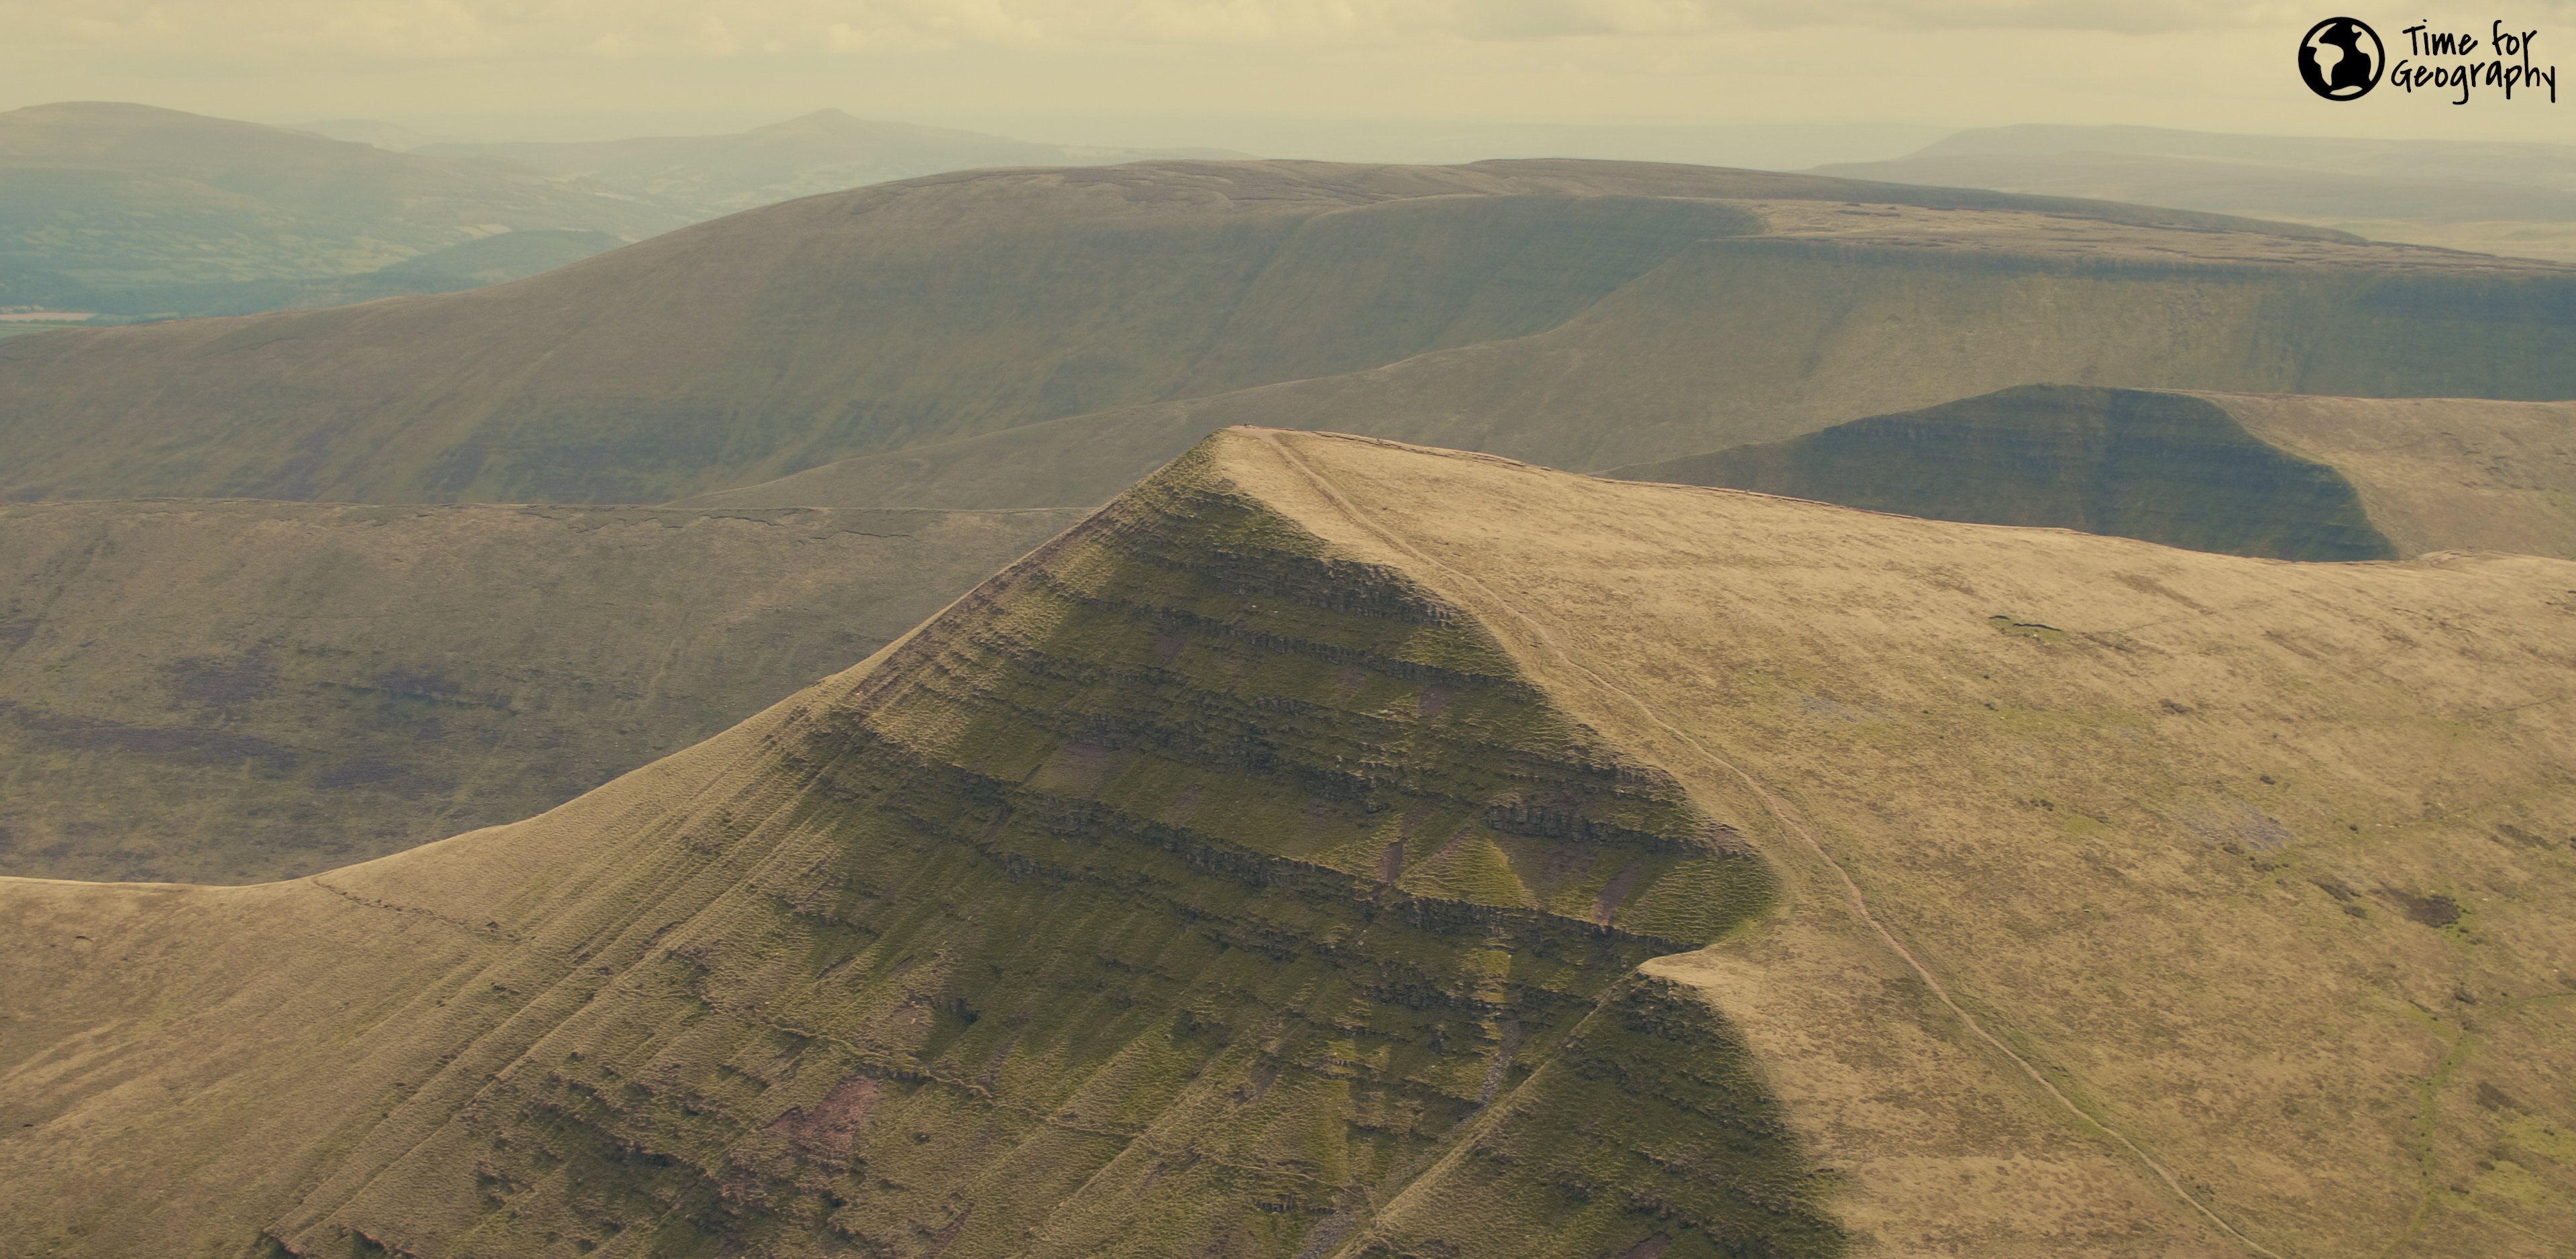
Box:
1608 385 2576 562
6 429 2569 1256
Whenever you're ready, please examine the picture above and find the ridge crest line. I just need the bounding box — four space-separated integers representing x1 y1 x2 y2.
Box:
1248 430 2285 1259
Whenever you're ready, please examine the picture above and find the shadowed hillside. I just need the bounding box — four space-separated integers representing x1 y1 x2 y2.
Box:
2208 392 2576 559
0 500 1075 883
4 431 2571 1256
1608 386 2576 562
1606 385 2398 561
7 158 2571 506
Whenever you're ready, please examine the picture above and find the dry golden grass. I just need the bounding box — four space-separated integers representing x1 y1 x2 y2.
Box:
1234 429 2576 1256
2203 394 2576 560
3 429 2570 1256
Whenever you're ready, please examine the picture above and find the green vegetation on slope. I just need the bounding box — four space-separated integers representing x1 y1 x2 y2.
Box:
1348 976 1838 1258
1609 384 2400 561
258 442 1814 1258
0 500 1077 883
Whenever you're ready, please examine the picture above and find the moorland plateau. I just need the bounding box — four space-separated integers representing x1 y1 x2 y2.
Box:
5 158 2574 506
3 431 2571 1258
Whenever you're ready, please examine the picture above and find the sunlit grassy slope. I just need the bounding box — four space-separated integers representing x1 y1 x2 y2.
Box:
5 430 2569 1257
0 500 1075 883
1606 386 2576 562
6 158 2571 506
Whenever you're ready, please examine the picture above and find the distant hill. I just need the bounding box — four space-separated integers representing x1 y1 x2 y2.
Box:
0 500 1075 883
1895 125 2576 185
422 107 1236 218
1 103 1214 319
1820 124 2576 261
0 101 686 314
286 117 455 150
4 156 2569 507
1605 384 2576 562
6 430 2571 1256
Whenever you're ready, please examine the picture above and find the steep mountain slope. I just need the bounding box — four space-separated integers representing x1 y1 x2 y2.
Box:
6 158 2569 506
5 430 2571 1257
0 500 1075 883
1607 386 2576 562
423 109 1226 218
0 102 684 313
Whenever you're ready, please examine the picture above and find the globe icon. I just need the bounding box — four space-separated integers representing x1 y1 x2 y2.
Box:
2300 17 2385 100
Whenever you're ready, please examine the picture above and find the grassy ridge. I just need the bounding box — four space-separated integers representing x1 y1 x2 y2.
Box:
7 430 2573 1254
267 443 1817 1257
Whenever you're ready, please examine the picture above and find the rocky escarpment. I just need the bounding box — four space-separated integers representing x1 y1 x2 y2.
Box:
266 443 1833 1258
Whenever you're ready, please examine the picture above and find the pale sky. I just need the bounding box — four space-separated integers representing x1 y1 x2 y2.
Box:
3 1 2573 151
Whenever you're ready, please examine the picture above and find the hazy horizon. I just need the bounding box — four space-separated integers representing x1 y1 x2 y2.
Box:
6 2 2573 161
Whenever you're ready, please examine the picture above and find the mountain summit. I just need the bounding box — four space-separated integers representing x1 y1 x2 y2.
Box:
7 429 2570 1256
